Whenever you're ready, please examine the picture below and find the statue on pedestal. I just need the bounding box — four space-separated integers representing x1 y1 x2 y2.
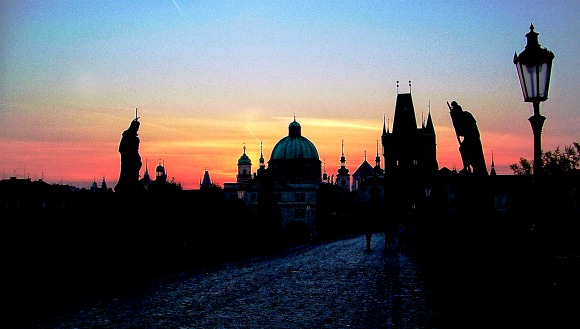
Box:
448 101 488 176
115 110 144 193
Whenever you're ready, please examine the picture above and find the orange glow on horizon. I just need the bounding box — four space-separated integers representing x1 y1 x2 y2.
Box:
1 115 544 190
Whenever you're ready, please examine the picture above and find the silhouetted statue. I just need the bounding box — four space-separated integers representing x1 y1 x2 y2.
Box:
115 118 144 193
449 101 488 176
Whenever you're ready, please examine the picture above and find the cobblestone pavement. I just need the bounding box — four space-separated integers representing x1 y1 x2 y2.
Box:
26 234 441 329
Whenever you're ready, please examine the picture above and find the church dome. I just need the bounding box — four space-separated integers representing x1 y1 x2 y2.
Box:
238 150 252 165
268 118 321 183
271 119 319 160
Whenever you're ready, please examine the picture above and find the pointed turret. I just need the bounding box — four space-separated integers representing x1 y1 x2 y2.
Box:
336 140 351 190
258 141 266 173
374 140 383 176
490 150 497 176
352 150 374 190
322 158 328 182
200 168 213 189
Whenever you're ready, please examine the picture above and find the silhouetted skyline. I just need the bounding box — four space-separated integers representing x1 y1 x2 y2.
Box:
1 1 578 189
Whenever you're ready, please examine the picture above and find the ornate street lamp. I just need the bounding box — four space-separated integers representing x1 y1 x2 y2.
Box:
514 24 555 177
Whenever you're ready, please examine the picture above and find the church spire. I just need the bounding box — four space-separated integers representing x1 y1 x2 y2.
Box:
490 150 497 176
375 140 381 168
336 139 350 190
259 140 265 171
337 140 349 175
322 158 328 182
340 140 346 168
382 113 387 135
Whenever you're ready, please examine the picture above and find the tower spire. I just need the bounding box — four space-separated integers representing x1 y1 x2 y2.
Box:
382 113 387 134
340 139 347 169
490 150 497 176
375 140 381 171
336 139 350 190
322 158 328 182
259 140 265 170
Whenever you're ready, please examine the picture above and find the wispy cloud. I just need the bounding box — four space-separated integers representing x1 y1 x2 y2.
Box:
244 124 260 142
273 117 378 131
171 0 183 15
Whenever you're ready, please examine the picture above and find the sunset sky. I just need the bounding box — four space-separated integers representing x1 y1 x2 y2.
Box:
1 1 579 190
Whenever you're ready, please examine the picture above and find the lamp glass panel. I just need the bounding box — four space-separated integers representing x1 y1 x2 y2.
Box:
524 63 539 99
518 61 552 102
516 62 528 100
538 62 551 99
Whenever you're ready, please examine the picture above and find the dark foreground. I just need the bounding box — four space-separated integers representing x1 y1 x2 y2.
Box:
3 233 579 329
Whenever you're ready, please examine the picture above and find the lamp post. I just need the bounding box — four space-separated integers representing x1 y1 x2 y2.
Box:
513 24 555 177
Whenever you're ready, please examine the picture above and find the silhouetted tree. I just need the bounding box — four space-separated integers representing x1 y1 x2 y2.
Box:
543 142 580 175
510 157 533 175
510 142 579 175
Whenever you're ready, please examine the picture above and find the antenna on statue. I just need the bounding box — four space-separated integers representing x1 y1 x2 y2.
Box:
134 107 140 121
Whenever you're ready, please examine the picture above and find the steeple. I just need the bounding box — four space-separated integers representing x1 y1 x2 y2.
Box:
336 140 351 190
258 140 266 172
424 101 435 134
382 114 388 135
200 168 213 189
392 90 417 136
374 140 383 176
338 140 348 174
490 150 497 176
382 81 438 177
322 158 328 182
143 159 150 181
90 179 98 192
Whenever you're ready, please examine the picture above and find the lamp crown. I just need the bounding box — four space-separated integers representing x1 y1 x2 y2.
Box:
514 24 555 65
525 23 540 49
